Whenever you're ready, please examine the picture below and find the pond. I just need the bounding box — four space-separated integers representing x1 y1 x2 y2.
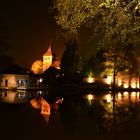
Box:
0 90 140 140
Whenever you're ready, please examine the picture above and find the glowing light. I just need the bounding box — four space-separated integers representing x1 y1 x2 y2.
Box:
105 76 112 85
131 92 136 98
86 94 94 101
137 83 139 88
137 92 140 97
40 98 51 115
30 98 51 115
124 92 128 97
31 60 43 74
118 92 122 99
105 94 112 103
87 77 94 83
117 79 122 86
83 72 94 83
123 83 129 88
39 78 43 83
131 82 137 88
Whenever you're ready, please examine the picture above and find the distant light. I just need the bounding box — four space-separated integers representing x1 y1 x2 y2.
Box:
83 71 94 83
87 77 94 83
86 94 94 101
37 91 43 95
137 83 139 88
124 92 128 97
131 92 136 98
123 83 129 88
118 92 122 99
117 79 122 86
39 78 43 83
105 94 112 103
105 76 112 85
131 82 136 88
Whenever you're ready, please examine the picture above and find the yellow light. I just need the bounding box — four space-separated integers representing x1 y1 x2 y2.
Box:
131 82 136 88
118 79 122 86
87 77 94 83
123 83 129 88
137 92 140 97
118 92 122 99
131 92 136 98
86 94 94 101
105 94 112 103
137 83 139 88
105 76 112 85
124 92 128 97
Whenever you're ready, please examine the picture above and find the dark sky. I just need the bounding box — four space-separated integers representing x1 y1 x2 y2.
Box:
0 0 140 69
0 0 65 69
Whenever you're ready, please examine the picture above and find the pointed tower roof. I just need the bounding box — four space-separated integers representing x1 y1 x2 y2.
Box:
43 42 52 56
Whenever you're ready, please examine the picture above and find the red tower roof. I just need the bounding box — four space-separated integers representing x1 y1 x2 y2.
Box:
43 44 52 56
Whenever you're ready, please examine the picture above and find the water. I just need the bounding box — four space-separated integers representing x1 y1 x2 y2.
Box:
0 90 140 140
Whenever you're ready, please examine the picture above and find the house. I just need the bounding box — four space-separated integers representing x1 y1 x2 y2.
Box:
0 74 29 90
0 65 30 90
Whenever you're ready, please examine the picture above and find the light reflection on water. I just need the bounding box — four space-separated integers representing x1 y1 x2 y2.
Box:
1 90 140 138
0 90 47 104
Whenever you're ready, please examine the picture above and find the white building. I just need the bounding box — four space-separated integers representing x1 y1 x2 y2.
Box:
0 74 29 90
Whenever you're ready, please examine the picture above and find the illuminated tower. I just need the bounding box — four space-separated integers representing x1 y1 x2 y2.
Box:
42 43 53 72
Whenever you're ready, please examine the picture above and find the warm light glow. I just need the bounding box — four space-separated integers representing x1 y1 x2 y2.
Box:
31 60 43 74
131 82 137 88
123 92 129 97
87 77 94 83
118 92 122 100
117 79 122 86
137 92 140 97
30 98 51 115
123 83 129 88
131 92 136 98
105 76 112 85
105 94 112 103
51 60 61 69
39 78 43 83
86 71 94 83
40 98 51 115
137 83 139 88
86 94 94 101
83 71 94 83
30 99 41 109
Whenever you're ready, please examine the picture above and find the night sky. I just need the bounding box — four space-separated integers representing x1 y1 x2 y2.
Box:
1 0 140 69
0 0 65 69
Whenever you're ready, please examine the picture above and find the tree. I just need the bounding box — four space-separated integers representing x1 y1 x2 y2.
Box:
54 0 102 38
97 0 139 87
53 0 140 87
60 39 82 81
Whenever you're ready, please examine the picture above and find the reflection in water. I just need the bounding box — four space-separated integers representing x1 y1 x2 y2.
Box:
0 91 28 103
81 92 140 134
30 98 51 123
1 90 140 138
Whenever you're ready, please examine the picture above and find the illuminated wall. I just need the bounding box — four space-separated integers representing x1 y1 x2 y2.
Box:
42 46 53 72
116 72 140 89
0 74 29 89
83 71 140 89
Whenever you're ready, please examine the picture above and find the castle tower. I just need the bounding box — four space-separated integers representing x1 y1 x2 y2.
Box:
42 43 53 72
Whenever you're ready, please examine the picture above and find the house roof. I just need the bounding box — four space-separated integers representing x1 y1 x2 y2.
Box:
1 65 28 74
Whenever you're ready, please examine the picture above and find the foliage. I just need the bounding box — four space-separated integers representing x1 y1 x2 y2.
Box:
54 0 140 83
60 39 82 80
98 0 139 77
54 0 102 38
